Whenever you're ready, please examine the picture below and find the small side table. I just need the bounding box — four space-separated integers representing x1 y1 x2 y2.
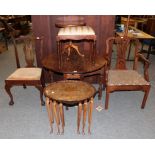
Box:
44 80 96 134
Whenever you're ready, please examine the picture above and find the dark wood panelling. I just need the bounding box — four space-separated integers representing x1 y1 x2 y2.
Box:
32 15 115 82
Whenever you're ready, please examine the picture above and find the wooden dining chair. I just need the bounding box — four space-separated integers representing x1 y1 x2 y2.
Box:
5 35 45 106
104 36 151 109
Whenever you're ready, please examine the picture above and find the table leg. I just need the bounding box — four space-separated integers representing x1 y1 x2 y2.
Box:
57 41 61 69
77 102 82 134
82 100 87 135
92 40 96 64
49 70 53 82
53 101 60 134
50 100 54 123
59 103 65 134
45 97 53 133
98 67 104 100
88 97 94 134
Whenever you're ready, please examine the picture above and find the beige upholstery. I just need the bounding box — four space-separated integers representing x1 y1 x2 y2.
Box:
108 70 149 86
58 26 95 36
7 68 42 80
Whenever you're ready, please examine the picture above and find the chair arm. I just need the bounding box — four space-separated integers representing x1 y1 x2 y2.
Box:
137 53 150 82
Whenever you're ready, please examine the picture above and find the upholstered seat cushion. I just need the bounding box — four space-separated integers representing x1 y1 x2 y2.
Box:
58 26 95 36
108 70 149 86
7 68 42 80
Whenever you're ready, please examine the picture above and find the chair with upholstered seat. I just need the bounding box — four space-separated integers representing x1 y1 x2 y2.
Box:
104 36 151 109
5 35 45 106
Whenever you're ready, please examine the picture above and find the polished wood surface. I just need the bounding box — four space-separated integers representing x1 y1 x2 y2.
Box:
32 15 115 82
42 53 106 74
121 17 147 28
42 53 107 100
44 80 96 104
116 26 155 39
44 80 96 134
55 16 86 28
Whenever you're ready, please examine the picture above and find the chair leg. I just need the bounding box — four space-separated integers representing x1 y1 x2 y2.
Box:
23 84 27 89
98 70 104 100
35 85 45 106
146 45 151 59
105 89 110 110
5 83 14 105
141 86 151 109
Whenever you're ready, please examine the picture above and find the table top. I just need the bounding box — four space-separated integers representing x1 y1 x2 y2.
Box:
116 26 155 39
42 53 107 74
55 16 86 28
121 17 147 24
44 80 96 104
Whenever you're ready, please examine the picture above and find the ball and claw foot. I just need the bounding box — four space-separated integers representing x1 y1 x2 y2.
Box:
9 101 14 105
41 101 45 106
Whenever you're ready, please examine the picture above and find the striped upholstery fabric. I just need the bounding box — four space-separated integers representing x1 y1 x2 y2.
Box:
58 26 95 36
7 68 42 80
108 70 149 86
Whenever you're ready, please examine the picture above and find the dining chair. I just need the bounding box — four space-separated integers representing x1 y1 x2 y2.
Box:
104 36 151 109
5 35 45 106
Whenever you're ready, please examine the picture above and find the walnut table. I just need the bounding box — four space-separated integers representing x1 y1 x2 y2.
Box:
44 80 96 134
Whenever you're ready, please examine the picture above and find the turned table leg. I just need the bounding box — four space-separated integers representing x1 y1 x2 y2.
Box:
88 97 94 134
53 101 60 134
82 100 88 135
45 97 53 133
77 102 82 134
59 103 65 134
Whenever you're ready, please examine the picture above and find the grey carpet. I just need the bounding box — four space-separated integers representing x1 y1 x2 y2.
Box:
0 43 155 139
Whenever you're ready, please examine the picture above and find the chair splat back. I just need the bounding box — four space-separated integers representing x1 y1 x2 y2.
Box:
12 36 44 68
106 36 140 70
23 38 35 67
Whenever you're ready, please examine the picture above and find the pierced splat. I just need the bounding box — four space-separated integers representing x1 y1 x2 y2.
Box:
23 38 35 67
106 36 140 70
114 36 130 69
12 36 44 68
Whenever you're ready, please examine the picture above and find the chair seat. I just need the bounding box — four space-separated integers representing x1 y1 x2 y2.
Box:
108 70 149 86
7 68 42 80
58 26 95 36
